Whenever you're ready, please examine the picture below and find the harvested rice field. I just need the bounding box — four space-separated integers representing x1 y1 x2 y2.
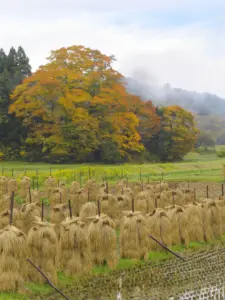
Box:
0 152 225 299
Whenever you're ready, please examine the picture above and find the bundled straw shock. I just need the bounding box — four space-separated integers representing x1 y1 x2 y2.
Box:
0 225 27 292
59 217 92 276
147 209 172 251
51 203 69 238
88 214 117 268
120 212 148 260
27 217 58 284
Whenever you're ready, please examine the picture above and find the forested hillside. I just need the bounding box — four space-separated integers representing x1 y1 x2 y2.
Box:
126 78 225 147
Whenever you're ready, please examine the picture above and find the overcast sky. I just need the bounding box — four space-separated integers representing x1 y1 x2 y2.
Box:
1 0 225 97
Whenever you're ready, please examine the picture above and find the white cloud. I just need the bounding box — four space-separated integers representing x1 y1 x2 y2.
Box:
1 1 225 97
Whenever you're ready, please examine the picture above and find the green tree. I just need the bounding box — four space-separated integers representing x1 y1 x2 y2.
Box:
0 46 31 158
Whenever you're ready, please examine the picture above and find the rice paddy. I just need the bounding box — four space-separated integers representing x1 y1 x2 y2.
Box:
0 149 225 299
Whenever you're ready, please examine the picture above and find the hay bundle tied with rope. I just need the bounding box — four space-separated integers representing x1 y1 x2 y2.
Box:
184 202 204 243
201 199 222 240
25 189 41 204
50 187 64 208
182 189 194 204
69 181 80 197
84 179 99 202
70 188 87 216
135 191 154 214
0 208 23 230
19 176 31 199
120 212 148 260
0 194 11 212
100 193 118 219
59 217 92 275
154 181 168 194
79 202 98 229
147 209 172 251
0 225 27 292
88 214 117 268
167 205 189 246
0 176 8 196
58 181 68 203
7 178 18 196
44 176 57 199
215 199 225 234
169 190 185 206
20 202 41 234
51 203 69 238
27 217 58 285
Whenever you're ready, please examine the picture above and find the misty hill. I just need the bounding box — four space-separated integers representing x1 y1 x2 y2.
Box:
125 78 225 116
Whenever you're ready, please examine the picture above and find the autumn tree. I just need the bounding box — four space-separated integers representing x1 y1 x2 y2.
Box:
10 45 144 163
147 105 199 161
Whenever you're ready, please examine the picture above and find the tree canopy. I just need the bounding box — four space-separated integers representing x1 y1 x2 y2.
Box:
0 45 199 163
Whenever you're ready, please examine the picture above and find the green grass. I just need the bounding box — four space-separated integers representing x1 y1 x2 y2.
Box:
1 147 225 185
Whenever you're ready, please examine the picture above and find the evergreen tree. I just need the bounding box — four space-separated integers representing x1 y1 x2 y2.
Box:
0 46 31 158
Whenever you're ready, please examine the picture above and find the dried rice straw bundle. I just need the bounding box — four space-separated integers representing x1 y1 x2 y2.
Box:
51 203 69 238
0 176 8 196
88 215 117 268
71 188 87 216
0 225 27 292
135 191 151 214
147 209 172 251
117 194 131 218
185 202 204 242
25 189 41 204
0 194 11 212
0 209 23 230
44 176 57 199
201 199 222 240
7 178 18 196
167 205 189 246
115 180 127 193
19 176 31 199
59 217 92 275
27 217 58 285
50 187 63 208
182 189 194 204
120 211 148 260
69 181 80 197
58 181 68 203
215 199 225 234
79 202 98 230
170 190 185 206
20 202 41 234
100 194 118 219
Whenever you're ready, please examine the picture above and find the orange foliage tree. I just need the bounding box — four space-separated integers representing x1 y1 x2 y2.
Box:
10 45 152 162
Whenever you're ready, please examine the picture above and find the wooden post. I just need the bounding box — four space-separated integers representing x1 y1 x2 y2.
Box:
9 191 15 225
29 187 32 204
132 196 134 212
206 185 209 199
73 169 75 181
12 168 14 177
24 168 27 175
50 167 52 176
1 166 3 175
222 184 224 197
88 166 91 179
194 188 196 201
68 198 72 219
140 169 142 181
80 172 82 187
41 200 44 221
36 169 39 189
97 200 101 217
162 172 164 181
